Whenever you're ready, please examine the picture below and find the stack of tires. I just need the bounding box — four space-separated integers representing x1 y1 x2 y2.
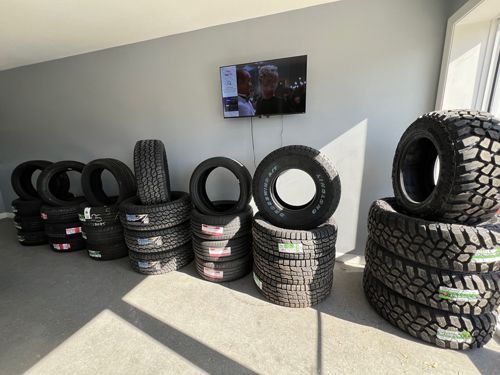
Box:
251 146 341 307
79 158 136 260
120 140 193 274
190 157 253 282
364 110 500 350
10 161 59 246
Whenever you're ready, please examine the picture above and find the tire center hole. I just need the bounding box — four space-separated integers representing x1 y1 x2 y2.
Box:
31 170 41 191
400 137 440 203
275 169 316 207
65 170 84 197
205 167 240 203
100 169 119 197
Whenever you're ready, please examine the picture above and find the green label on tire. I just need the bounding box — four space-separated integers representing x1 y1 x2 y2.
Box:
436 328 472 344
438 286 479 302
253 272 263 289
471 248 500 263
278 243 303 254
88 250 101 258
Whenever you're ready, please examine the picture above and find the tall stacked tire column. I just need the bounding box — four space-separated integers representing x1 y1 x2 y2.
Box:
120 140 193 274
251 146 341 307
364 110 500 350
79 159 136 260
190 158 253 282
38 161 87 252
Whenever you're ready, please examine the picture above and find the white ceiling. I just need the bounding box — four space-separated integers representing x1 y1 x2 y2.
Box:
0 0 338 71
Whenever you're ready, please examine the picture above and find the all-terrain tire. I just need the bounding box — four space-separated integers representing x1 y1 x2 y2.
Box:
252 145 341 230
134 139 171 204
368 198 500 273
191 205 253 240
252 213 337 259
363 269 497 350
129 244 194 275
392 110 500 225
124 222 191 253
365 238 500 315
119 192 191 231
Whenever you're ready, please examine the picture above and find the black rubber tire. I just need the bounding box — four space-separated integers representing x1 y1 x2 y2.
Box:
252 213 337 260
129 244 194 275
86 242 128 260
368 198 500 273
193 235 252 262
189 157 252 215
49 236 86 252
195 253 252 282
392 110 500 225
82 158 136 206
11 199 43 216
134 139 171 205
11 160 70 200
13 215 44 232
44 221 82 239
253 245 335 285
37 160 86 206
363 268 497 350
365 237 500 315
82 224 123 245
253 268 333 308
191 205 253 240
124 222 191 253
252 145 341 230
41 203 82 223
17 230 47 246
119 192 191 231
78 204 120 227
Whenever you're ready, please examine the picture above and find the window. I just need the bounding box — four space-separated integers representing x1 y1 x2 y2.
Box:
486 21 500 117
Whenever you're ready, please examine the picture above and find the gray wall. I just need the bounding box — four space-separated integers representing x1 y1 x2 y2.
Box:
0 0 462 255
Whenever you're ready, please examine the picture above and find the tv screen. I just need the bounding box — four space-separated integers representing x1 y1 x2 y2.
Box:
220 55 307 118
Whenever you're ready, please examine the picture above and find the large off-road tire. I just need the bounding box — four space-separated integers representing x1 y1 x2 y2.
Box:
124 222 191 253
365 238 500 315
189 157 252 216
134 139 171 204
193 235 251 262
368 198 500 273
252 145 341 230
363 269 497 350
253 267 333 308
392 110 500 225
129 244 194 275
11 160 70 200
195 253 252 282
82 158 136 206
191 204 252 240
119 192 191 231
37 160 86 206
252 213 337 259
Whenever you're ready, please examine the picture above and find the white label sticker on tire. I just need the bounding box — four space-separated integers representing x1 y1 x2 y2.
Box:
84 207 92 220
126 214 149 224
471 248 500 263
201 224 224 235
204 267 223 279
438 286 479 302
137 237 163 246
138 261 160 269
41 212 48 220
53 243 71 250
253 272 263 289
436 328 472 344
278 243 303 254
88 250 101 258
66 227 82 235
208 247 231 256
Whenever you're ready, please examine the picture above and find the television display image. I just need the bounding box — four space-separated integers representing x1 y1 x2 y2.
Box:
220 55 307 118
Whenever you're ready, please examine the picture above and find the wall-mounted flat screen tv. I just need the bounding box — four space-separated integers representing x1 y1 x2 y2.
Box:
220 55 307 118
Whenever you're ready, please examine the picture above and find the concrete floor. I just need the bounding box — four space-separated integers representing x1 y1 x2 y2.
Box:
0 218 499 375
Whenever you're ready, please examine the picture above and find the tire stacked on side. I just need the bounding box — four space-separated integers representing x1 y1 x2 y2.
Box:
251 146 341 307
364 110 500 350
37 161 87 252
79 158 136 260
190 157 253 282
10 160 71 246
120 140 193 274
